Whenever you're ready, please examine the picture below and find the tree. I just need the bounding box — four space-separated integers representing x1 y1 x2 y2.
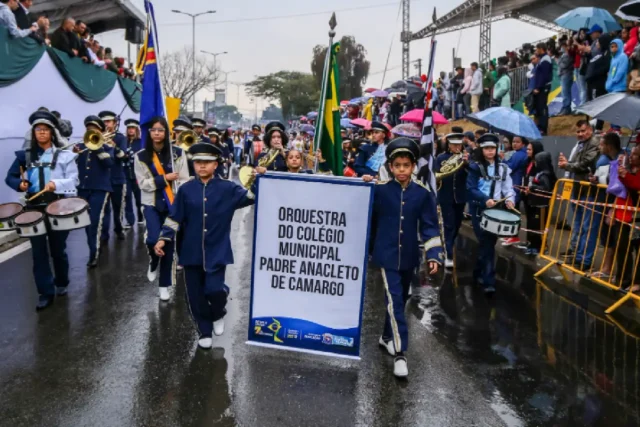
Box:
311 35 370 101
206 105 242 124
262 104 283 121
245 71 320 119
159 47 222 109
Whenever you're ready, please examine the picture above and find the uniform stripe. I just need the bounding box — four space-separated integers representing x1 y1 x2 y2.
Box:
94 193 111 262
381 268 401 352
120 184 127 227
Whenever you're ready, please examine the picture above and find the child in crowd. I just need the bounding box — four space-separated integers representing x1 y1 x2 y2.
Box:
524 150 556 256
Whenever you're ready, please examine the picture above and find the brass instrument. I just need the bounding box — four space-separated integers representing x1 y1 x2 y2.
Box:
177 130 197 151
61 130 114 151
435 153 465 180
239 148 283 189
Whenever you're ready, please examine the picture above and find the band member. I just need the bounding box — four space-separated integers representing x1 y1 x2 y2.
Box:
209 127 231 179
255 121 287 171
192 118 211 143
77 115 115 268
354 121 389 177
124 118 144 225
172 118 193 144
435 133 469 268
363 138 442 378
466 134 516 293
244 124 263 165
99 110 128 241
5 111 79 310
154 143 258 348
134 116 190 301
257 148 323 174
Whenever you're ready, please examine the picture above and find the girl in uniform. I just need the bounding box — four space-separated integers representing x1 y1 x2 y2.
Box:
134 116 190 301
466 134 516 293
255 122 287 171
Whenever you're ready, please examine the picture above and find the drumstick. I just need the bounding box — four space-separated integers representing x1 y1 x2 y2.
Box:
19 166 25 181
492 196 521 214
27 189 47 202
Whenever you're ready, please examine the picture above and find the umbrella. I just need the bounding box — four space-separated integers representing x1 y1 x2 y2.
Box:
364 88 378 93
300 124 315 133
554 7 621 32
617 1 640 21
307 112 318 119
371 90 389 98
350 118 371 129
391 123 421 138
467 107 542 140
340 118 356 129
399 108 449 125
576 92 640 130
349 97 367 104
340 100 350 106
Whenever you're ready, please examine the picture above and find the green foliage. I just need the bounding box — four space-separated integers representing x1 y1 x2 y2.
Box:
208 105 242 123
311 35 370 101
245 71 320 119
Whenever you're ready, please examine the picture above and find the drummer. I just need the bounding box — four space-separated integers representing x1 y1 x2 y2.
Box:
192 118 211 143
435 133 469 269
98 110 128 242
255 122 287 171
124 119 144 226
353 121 389 177
76 115 115 268
134 116 190 302
466 134 516 293
5 110 79 310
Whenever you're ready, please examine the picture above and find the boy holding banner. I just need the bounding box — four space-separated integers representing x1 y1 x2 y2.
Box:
153 143 259 350
363 138 443 378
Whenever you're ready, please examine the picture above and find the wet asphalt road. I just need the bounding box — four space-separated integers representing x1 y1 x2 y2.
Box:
0 208 638 427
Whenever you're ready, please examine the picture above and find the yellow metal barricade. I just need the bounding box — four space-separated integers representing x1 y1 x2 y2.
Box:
537 178 640 314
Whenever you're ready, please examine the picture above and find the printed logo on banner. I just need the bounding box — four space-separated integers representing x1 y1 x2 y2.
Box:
322 333 355 348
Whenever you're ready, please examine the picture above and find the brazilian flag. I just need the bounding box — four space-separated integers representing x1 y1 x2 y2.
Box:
315 42 342 176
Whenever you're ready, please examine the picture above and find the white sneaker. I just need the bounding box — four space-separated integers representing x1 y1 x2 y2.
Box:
198 337 212 349
159 287 170 301
147 264 158 282
176 265 184 271
444 259 454 269
394 356 408 378
378 336 396 356
213 319 225 336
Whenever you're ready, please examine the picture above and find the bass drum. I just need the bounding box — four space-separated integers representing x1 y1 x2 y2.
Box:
15 211 47 237
46 198 90 231
0 202 24 231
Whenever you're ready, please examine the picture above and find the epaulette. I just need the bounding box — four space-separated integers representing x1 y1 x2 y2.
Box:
412 179 431 192
375 179 390 185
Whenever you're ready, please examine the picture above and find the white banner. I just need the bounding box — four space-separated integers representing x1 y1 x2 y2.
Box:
248 173 373 358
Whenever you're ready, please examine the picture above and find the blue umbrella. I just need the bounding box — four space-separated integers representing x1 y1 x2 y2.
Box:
349 97 367 104
307 111 318 119
467 107 542 140
340 118 356 128
300 124 315 133
554 7 621 33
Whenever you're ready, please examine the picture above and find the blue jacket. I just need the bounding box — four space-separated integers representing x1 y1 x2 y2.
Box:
434 152 467 204
533 54 553 90
110 133 128 185
606 39 629 93
466 161 516 207
159 177 255 270
125 137 143 181
354 142 385 177
254 151 287 172
76 145 114 192
371 179 443 270
505 146 528 188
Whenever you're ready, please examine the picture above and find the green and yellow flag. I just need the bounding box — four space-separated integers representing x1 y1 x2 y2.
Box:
315 42 343 176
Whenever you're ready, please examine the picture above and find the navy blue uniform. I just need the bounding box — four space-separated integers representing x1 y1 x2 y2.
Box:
159 177 255 338
466 161 515 288
124 137 143 225
354 142 386 177
254 150 286 172
371 179 443 352
435 152 467 260
214 143 232 179
5 147 79 300
76 144 114 263
102 132 128 239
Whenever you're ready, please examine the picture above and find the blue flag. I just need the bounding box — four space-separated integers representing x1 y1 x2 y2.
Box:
139 0 165 145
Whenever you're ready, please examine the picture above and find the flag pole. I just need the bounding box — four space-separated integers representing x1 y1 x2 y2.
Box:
313 12 337 172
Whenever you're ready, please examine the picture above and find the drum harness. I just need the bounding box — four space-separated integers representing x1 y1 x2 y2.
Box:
478 161 508 209
25 148 63 208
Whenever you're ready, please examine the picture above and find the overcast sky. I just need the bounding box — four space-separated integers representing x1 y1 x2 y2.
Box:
98 0 554 119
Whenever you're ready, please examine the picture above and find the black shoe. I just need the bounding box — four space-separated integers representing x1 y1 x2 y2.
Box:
87 258 99 268
101 236 109 243
116 232 126 240
560 250 574 258
56 286 68 296
36 295 54 311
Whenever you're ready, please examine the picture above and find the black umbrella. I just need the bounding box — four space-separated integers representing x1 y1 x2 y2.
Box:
617 0 640 20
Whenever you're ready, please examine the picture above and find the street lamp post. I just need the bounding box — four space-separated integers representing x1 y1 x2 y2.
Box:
171 9 216 114
201 50 227 107
222 70 237 104
229 82 243 108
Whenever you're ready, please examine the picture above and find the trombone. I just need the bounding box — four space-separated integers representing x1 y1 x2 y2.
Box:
177 130 197 151
61 130 115 153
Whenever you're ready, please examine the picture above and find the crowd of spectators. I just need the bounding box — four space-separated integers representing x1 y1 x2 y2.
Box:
0 0 136 80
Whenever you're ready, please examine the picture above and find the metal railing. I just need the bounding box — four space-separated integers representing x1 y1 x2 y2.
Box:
508 65 529 106
536 178 640 314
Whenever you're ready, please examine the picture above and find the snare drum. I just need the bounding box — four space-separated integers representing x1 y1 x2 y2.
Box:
15 211 47 237
480 208 521 237
45 198 90 231
0 203 24 231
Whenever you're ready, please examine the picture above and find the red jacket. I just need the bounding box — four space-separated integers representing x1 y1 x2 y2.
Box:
616 171 640 222
625 27 639 57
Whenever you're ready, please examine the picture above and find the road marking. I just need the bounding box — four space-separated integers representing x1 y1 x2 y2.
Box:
0 241 30 264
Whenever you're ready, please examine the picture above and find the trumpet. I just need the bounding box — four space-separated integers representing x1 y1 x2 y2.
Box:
177 130 197 151
62 130 115 152
239 148 283 189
